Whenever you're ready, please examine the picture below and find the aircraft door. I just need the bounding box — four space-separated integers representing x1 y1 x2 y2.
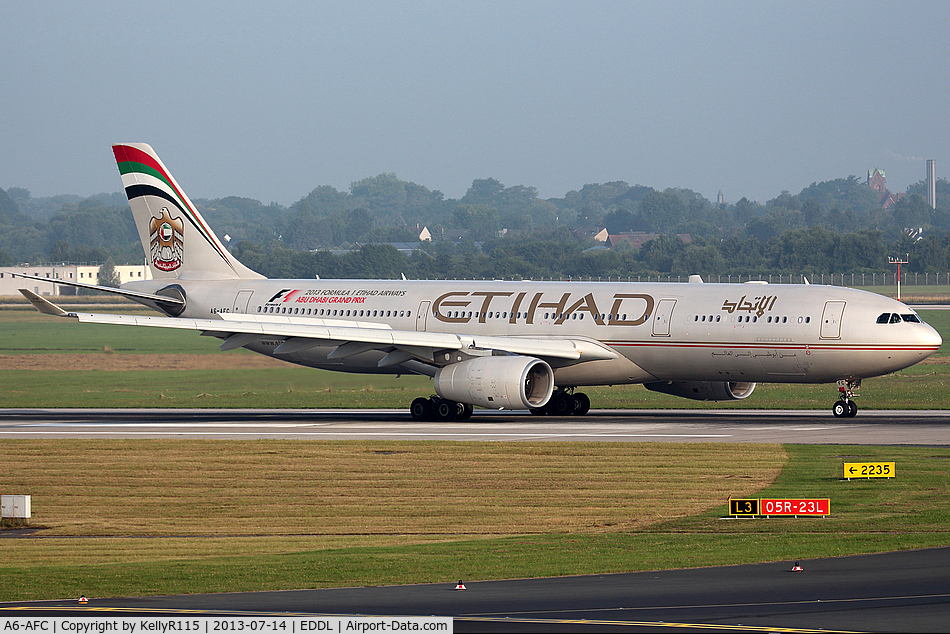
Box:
820 300 846 339
652 299 677 336
416 301 430 331
232 290 254 314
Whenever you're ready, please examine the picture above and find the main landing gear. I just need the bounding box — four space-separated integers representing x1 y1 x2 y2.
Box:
410 396 474 421
409 387 592 420
530 388 591 417
832 378 860 418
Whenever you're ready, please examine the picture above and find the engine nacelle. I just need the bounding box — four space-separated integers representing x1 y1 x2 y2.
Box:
434 356 555 410
644 380 756 401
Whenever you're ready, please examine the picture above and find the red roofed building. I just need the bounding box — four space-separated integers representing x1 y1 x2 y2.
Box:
867 168 904 210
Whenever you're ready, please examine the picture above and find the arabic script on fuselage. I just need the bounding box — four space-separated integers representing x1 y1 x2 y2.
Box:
721 295 777 317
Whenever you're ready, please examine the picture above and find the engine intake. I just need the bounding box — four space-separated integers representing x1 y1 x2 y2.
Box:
434 356 554 410
644 380 756 401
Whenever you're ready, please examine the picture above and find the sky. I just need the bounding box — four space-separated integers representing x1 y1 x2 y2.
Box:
2 1 949 207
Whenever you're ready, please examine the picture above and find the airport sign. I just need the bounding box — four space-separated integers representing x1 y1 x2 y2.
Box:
728 498 760 516
761 499 830 516
843 462 895 479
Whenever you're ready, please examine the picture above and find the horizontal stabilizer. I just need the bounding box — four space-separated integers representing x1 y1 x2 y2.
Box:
19 289 71 317
13 273 185 307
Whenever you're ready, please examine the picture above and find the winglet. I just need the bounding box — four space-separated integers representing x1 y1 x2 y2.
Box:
19 289 72 317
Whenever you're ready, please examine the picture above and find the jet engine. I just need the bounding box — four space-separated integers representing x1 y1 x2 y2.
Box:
434 356 555 410
644 380 756 401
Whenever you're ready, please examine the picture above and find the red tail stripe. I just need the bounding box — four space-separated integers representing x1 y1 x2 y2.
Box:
113 145 165 177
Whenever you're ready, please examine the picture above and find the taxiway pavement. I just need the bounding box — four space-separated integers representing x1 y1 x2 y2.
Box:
5 548 950 632
1 408 949 444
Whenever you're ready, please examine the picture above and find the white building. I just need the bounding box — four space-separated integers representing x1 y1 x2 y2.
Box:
0 264 150 297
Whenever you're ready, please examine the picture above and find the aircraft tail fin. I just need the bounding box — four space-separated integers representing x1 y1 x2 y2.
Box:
112 143 264 280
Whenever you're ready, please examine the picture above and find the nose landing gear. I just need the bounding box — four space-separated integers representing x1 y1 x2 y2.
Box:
832 379 860 418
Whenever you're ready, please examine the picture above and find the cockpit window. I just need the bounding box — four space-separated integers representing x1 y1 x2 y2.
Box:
877 312 921 324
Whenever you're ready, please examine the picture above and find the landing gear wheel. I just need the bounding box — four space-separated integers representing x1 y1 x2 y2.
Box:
572 392 591 416
832 400 848 418
545 392 573 416
410 397 431 421
434 399 456 421
832 379 861 418
456 402 474 419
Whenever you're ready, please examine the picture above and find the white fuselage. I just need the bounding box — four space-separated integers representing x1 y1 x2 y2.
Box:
126 278 942 386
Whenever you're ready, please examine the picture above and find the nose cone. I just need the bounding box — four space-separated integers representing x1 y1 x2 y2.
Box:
921 322 943 358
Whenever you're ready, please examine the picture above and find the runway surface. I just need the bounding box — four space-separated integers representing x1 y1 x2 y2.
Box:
2 407 950 444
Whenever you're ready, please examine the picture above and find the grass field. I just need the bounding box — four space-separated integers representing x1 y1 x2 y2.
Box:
0 441 948 601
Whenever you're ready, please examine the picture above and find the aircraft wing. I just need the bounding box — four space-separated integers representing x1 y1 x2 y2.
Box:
19 289 617 366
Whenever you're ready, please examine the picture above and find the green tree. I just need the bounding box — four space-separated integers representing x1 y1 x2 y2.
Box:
97 258 121 288
891 194 933 232
461 178 505 206
350 174 408 222
452 204 499 241
638 190 688 233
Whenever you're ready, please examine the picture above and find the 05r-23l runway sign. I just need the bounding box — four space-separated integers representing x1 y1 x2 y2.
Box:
729 498 831 517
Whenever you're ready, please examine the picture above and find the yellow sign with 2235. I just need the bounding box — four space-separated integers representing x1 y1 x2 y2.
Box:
843 462 895 479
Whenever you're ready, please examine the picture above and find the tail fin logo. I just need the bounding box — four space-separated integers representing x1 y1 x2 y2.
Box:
149 207 185 272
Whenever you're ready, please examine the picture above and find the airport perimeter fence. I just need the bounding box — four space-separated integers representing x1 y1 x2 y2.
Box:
529 272 950 287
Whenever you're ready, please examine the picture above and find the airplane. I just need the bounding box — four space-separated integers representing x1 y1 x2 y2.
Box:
16 143 943 419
